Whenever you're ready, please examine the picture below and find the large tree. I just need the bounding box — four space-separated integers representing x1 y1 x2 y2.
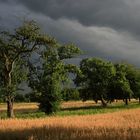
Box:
0 20 57 118
125 64 140 103
75 58 115 107
108 63 133 105
29 44 81 115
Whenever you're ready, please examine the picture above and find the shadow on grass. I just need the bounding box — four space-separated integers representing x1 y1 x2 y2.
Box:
0 126 93 140
61 105 103 111
0 125 139 140
61 103 140 111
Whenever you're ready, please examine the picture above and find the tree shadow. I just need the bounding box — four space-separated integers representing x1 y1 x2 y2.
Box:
0 126 93 140
60 103 137 111
61 105 103 111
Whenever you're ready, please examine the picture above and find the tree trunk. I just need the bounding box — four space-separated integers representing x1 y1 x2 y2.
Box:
125 98 128 105
5 69 15 118
4 56 15 118
100 96 107 107
95 99 98 104
139 97 140 104
7 99 14 118
5 72 15 118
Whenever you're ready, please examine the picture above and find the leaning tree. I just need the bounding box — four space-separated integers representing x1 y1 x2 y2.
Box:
0 20 57 118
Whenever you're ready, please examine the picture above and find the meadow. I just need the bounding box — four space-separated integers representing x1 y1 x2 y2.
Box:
0 100 140 140
0 100 140 118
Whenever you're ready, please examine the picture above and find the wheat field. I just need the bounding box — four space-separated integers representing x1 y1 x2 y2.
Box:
0 108 140 140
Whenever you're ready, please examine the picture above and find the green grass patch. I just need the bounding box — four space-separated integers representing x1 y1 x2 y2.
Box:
56 102 140 116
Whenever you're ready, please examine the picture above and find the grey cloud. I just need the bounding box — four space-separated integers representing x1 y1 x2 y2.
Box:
0 2 28 30
25 12 140 66
13 0 140 36
41 18 140 66
0 0 140 66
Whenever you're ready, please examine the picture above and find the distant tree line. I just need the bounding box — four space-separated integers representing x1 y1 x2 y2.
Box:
0 20 140 118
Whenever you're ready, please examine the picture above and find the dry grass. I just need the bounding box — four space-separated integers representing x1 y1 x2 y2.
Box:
0 108 140 140
61 100 97 109
0 101 96 110
0 101 98 114
0 103 38 111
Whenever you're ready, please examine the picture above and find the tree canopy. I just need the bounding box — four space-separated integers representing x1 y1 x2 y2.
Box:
29 41 81 114
75 58 116 106
0 20 79 117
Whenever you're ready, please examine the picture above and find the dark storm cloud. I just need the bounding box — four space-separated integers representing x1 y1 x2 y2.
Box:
0 0 140 66
15 0 140 36
39 18 140 65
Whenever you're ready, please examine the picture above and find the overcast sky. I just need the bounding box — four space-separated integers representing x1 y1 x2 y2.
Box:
1 0 140 66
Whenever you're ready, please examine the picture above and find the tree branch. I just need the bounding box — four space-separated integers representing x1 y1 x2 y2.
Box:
13 42 37 61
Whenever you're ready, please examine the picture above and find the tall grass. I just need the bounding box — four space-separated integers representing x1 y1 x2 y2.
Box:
0 109 140 140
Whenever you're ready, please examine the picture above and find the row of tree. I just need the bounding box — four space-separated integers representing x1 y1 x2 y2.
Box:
0 20 140 118
0 20 81 117
75 58 140 106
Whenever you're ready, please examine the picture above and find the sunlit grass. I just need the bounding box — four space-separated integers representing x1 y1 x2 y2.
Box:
0 109 139 140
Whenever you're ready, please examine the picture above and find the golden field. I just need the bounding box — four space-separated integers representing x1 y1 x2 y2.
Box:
0 108 140 140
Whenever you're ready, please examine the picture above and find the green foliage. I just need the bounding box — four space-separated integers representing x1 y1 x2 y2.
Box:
25 92 41 102
39 62 63 114
15 93 26 102
108 63 135 105
75 58 115 106
76 59 140 105
125 65 140 100
0 20 58 117
62 88 80 101
29 41 81 115
110 64 132 95
58 44 81 60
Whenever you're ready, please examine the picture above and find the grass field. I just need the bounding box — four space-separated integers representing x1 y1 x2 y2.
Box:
0 108 140 140
0 100 140 118
0 100 140 140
